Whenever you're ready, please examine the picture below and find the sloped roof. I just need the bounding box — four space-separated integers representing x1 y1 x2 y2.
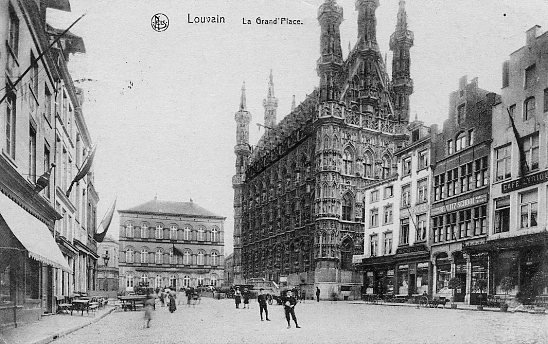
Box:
119 198 225 219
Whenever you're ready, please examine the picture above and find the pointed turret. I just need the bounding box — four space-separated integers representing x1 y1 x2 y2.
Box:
317 0 344 102
390 0 414 122
240 82 247 111
355 0 380 53
263 70 278 129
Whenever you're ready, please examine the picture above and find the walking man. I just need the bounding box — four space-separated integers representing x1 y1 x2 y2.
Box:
316 287 320 302
243 288 250 309
284 290 300 329
257 288 270 321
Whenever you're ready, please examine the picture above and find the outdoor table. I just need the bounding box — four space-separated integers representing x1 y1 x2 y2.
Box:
118 295 146 311
71 299 90 316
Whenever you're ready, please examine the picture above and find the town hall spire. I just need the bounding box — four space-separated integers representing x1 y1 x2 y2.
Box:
317 0 344 102
263 70 278 129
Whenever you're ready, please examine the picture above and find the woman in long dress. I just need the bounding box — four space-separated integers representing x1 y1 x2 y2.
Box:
168 291 177 313
234 288 242 309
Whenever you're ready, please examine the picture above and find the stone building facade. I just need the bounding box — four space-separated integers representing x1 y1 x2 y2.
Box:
118 198 225 291
96 236 119 294
430 76 499 304
0 0 98 326
233 0 412 299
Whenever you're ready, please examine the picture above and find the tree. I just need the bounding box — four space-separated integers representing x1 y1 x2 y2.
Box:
447 277 462 305
475 279 488 308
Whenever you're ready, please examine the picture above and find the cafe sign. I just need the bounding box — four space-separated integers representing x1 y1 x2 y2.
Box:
502 170 548 193
431 194 487 216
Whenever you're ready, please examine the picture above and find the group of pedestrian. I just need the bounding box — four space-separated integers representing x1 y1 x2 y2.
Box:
233 287 250 309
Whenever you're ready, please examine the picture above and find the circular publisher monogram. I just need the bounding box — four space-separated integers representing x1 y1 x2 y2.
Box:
151 13 169 32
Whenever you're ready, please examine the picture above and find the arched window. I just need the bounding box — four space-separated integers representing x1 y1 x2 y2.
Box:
141 274 148 286
455 131 467 151
183 225 191 241
341 238 354 270
211 227 219 242
141 224 147 238
343 148 353 175
126 248 134 263
126 223 133 238
197 226 205 241
323 135 330 150
183 250 192 265
197 251 205 265
183 275 190 287
156 225 163 239
364 152 373 178
211 251 218 266
155 275 161 289
156 249 163 264
210 274 218 287
342 193 353 221
126 273 134 288
169 225 178 240
382 155 392 179
169 276 177 289
197 276 204 286
141 249 148 263
169 249 175 264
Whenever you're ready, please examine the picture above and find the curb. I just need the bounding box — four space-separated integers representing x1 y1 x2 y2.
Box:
30 307 116 344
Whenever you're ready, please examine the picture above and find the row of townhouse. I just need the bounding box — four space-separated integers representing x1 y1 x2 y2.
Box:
357 26 548 305
1 0 98 326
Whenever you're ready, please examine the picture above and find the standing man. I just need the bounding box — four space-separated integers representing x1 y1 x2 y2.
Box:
257 289 270 321
316 287 320 302
234 287 242 309
243 288 250 309
284 290 300 329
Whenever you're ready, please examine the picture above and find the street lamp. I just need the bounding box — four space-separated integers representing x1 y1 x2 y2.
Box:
102 251 110 266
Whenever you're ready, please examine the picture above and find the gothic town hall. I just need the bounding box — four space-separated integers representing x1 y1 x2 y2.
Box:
233 0 414 299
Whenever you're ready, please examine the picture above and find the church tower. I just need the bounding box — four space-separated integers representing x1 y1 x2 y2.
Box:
317 0 344 102
389 0 414 122
233 82 251 284
263 70 278 129
356 0 380 53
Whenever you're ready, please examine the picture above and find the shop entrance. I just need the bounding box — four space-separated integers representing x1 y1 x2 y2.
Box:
454 252 467 302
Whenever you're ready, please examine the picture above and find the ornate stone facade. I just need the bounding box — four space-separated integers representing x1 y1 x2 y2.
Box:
233 0 413 299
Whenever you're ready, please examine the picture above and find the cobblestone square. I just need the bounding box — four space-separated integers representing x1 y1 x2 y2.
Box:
51 298 548 344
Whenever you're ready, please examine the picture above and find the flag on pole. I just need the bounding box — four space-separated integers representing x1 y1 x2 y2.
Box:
94 198 116 242
506 107 528 177
66 145 96 197
172 243 184 257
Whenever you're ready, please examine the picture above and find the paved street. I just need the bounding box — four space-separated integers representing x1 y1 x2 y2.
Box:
51 298 547 344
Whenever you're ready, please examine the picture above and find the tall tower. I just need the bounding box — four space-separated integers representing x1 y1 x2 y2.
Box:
233 82 251 284
356 0 380 53
317 0 344 102
390 0 414 122
263 70 278 129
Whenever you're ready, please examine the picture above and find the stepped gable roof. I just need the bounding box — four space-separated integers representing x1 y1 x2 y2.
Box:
250 89 319 163
120 198 225 219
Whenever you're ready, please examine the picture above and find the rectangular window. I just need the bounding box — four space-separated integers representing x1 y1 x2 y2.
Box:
473 205 487 235
520 190 538 228
383 205 393 225
43 144 51 198
5 88 16 159
400 218 409 245
434 175 442 201
370 208 379 228
384 186 393 199
468 129 475 146
447 169 458 197
370 190 379 203
403 157 412 176
45 85 52 123
8 6 19 59
445 213 457 241
432 215 444 243
521 132 539 171
447 140 453 155
524 97 535 121
495 144 512 181
416 214 427 242
525 64 536 89
370 234 378 257
494 197 510 233
28 125 36 183
418 150 428 170
401 184 411 208
417 178 428 204
544 89 548 112
475 157 488 188
383 232 393 255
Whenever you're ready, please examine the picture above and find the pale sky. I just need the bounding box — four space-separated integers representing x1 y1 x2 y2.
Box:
46 0 548 254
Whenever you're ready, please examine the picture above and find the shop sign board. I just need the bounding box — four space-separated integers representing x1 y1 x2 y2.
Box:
501 170 548 193
431 194 487 216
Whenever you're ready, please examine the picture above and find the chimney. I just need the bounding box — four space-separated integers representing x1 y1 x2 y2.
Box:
526 25 541 46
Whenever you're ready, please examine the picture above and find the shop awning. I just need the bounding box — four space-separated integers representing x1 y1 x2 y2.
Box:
0 194 71 272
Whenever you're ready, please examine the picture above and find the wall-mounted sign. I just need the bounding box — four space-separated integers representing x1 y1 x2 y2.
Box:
501 170 548 193
431 194 488 216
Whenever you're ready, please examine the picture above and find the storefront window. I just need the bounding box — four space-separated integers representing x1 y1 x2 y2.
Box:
471 254 488 293
416 262 429 295
386 270 395 295
397 265 409 295
365 271 374 294
0 266 14 305
436 258 451 294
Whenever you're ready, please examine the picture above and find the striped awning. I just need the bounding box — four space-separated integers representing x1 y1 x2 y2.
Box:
0 193 71 272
